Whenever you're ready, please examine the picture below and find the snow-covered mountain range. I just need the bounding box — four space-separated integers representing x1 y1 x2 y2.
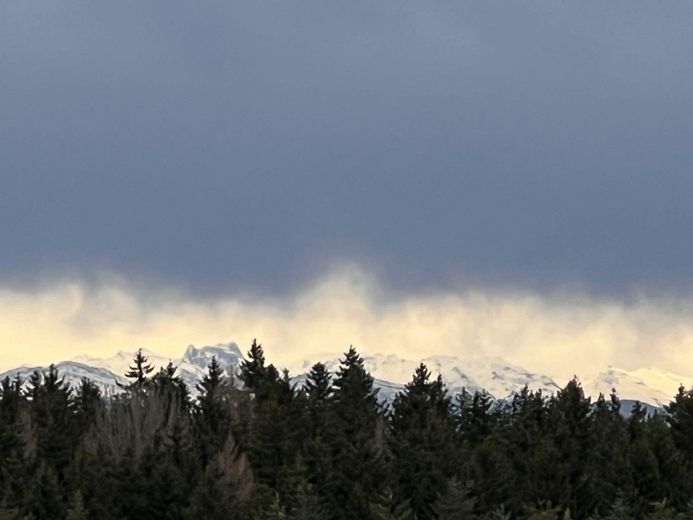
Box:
0 342 690 408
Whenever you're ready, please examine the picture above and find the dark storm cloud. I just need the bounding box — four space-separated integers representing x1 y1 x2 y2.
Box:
2 1 693 294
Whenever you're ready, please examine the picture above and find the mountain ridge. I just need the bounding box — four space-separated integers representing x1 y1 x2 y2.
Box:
1 342 690 408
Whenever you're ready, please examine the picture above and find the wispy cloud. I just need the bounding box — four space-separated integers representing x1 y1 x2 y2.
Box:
2 265 693 383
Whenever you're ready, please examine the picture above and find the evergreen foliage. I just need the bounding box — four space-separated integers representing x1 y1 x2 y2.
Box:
2 341 693 519
122 348 155 388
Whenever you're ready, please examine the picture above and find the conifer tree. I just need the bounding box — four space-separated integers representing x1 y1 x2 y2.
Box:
194 356 233 465
302 363 333 494
390 363 456 519
197 355 225 395
324 346 387 520
152 361 191 411
240 339 270 396
665 386 693 463
305 362 332 425
504 386 547 509
123 348 155 388
0 376 26 499
457 388 496 445
73 378 102 436
26 365 75 479
583 392 629 516
543 378 593 516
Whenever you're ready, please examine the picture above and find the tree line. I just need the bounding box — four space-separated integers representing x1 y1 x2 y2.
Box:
2 340 693 519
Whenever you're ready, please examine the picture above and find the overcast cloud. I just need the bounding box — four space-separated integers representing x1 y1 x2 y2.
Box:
2 1 693 296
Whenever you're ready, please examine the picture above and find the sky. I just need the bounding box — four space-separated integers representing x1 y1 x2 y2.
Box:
2 1 693 378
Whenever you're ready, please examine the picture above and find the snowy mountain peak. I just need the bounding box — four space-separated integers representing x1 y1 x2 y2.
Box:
288 352 562 400
2 343 691 408
181 342 242 370
585 366 692 408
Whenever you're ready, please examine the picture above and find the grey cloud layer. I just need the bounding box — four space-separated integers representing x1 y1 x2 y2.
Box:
2 1 693 293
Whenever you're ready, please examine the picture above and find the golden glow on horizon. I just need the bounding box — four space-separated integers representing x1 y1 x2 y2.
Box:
1 267 693 380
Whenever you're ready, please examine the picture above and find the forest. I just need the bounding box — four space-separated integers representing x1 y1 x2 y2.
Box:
2 341 693 520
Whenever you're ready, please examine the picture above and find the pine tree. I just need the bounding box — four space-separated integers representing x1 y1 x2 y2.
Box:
26 365 75 478
305 362 333 426
542 378 593 516
457 388 496 445
197 356 225 395
504 386 548 510
151 361 191 411
240 339 270 396
194 356 233 466
0 376 26 500
323 346 387 520
73 378 102 436
643 415 687 510
582 392 629 517
122 348 155 388
390 363 456 519
302 363 333 507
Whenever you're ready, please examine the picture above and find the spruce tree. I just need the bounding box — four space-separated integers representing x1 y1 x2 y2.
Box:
26 365 75 479
123 348 155 388
457 388 496 445
303 363 333 496
240 341 304 508
73 378 102 437
583 392 629 517
240 339 270 396
543 378 593 517
194 356 233 466
390 363 456 519
504 386 547 510
324 346 387 520
0 376 26 500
